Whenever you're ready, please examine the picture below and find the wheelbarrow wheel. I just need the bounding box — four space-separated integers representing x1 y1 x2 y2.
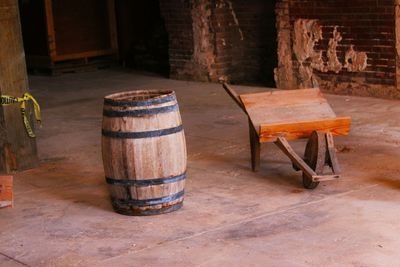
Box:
302 131 327 189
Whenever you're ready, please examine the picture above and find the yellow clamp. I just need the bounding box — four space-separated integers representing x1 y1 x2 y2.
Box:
1 92 41 138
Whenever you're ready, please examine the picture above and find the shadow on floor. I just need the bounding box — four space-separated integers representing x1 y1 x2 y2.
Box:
373 177 400 190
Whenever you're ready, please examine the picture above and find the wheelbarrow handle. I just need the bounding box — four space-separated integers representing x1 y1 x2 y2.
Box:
219 79 247 114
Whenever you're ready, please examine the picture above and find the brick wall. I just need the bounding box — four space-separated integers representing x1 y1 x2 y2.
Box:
160 0 278 85
212 0 277 86
278 0 399 98
159 0 195 79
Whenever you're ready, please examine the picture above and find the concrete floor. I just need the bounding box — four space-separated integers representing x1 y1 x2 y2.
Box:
1 69 400 267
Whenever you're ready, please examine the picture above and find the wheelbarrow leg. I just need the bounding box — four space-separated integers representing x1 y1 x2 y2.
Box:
249 119 260 172
302 131 326 189
302 131 342 189
274 134 339 189
325 132 341 174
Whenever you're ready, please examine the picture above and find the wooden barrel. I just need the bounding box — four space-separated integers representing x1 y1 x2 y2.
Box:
102 90 187 216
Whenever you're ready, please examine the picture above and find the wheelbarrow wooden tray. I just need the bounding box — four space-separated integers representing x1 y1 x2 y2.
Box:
239 88 351 143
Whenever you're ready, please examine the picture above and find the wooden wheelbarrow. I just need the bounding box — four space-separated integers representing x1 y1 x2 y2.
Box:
221 81 351 189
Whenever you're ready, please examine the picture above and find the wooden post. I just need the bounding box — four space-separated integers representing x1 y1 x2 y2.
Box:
0 0 38 172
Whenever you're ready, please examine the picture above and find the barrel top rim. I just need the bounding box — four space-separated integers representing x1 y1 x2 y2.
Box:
105 90 175 101
104 90 176 106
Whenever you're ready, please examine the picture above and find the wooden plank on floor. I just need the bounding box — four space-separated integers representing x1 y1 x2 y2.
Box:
0 176 13 209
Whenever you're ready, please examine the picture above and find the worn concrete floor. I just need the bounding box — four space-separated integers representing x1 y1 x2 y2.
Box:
1 69 400 267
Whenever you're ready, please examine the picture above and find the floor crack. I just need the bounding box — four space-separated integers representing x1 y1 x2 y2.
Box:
0 252 30 267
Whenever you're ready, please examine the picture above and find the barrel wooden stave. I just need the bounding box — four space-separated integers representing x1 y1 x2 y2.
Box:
102 133 186 183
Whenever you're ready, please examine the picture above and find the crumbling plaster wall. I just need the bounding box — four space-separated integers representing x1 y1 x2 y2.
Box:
291 19 368 88
276 0 400 99
188 0 216 81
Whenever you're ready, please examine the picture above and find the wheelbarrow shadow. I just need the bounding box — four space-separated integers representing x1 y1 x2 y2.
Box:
192 149 306 189
372 177 400 190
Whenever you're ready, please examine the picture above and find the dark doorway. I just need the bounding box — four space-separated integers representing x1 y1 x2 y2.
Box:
115 0 170 76
231 0 278 87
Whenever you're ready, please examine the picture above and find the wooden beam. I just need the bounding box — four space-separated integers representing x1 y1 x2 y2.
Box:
0 0 38 172
313 174 339 182
107 0 119 51
274 137 317 180
53 49 118 62
260 117 351 143
326 132 341 174
44 0 57 60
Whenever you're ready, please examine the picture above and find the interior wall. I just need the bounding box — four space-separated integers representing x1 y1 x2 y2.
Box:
20 0 399 99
